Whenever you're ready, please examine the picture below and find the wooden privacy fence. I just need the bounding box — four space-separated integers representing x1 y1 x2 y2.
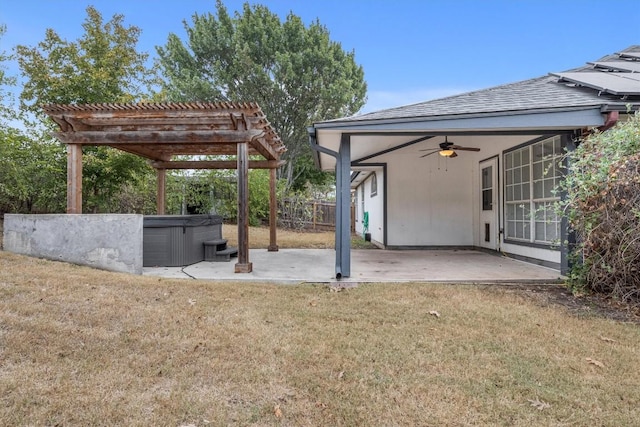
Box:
279 199 355 231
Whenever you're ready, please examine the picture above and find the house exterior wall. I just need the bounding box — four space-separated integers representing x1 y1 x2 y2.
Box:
354 170 385 246
371 134 561 269
385 148 475 247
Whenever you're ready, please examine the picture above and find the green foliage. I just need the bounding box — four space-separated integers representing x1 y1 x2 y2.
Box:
0 128 67 213
13 6 155 213
0 27 64 213
155 0 367 189
0 25 18 122
161 169 276 227
16 6 151 116
559 111 640 301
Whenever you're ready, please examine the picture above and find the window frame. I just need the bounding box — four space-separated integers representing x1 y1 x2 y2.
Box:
370 172 378 197
503 135 564 248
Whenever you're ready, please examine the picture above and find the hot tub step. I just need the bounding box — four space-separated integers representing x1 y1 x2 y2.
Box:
209 247 238 262
204 238 228 250
204 239 237 262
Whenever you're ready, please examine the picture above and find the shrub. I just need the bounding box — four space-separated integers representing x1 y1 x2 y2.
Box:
560 111 640 302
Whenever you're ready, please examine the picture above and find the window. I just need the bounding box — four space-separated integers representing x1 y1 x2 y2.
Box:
361 186 365 222
370 172 377 197
481 166 493 211
504 136 562 245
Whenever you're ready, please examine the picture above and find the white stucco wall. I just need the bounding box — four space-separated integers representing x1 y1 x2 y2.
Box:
354 170 385 246
385 148 475 246
367 171 384 245
357 134 561 268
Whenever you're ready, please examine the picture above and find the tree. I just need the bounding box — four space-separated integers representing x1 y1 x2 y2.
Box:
0 127 67 213
0 24 17 122
16 6 151 116
15 6 155 212
155 0 367 189
0 26 65 213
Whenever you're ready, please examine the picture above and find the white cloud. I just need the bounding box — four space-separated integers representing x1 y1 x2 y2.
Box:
360 87 475 114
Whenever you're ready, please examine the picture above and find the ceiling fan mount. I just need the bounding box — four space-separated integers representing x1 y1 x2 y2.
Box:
419 136 480 158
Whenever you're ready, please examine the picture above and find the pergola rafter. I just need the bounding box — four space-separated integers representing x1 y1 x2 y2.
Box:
43 102 286 273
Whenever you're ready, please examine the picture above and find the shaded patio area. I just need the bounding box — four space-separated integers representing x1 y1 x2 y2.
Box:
143 249 564 284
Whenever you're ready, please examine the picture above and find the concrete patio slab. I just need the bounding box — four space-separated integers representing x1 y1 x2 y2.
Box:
143 249 564 284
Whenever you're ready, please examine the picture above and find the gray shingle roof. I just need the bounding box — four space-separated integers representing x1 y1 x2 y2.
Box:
320 45 640 125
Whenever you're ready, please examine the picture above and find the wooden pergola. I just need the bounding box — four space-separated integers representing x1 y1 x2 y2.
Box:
43 102 286 273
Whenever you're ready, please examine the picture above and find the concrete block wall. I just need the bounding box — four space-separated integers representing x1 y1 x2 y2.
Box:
3 214 143 274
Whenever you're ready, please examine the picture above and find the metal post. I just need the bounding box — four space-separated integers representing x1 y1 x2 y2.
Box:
335 134 351 279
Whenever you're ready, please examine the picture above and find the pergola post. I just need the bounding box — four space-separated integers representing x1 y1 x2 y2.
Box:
156 168 166 215
268 167 279 252
235 141 252 273
67 144 83 213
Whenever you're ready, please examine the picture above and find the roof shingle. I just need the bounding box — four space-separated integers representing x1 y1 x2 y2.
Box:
320 45 640 125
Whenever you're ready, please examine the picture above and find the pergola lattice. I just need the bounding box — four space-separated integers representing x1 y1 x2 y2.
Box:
43 102 286 273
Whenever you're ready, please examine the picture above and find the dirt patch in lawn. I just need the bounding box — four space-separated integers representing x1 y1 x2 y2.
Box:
487 283 640 325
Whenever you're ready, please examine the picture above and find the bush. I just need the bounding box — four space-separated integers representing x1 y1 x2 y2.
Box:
560 111 640 302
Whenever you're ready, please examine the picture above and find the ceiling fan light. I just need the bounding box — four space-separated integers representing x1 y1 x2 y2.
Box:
439 149 454 157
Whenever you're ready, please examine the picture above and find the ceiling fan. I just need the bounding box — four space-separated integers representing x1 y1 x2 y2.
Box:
420 136 480 158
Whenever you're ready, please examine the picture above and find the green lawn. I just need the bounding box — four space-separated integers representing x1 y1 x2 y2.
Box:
1 251 639 426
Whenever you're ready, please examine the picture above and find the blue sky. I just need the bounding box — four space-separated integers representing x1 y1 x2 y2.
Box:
1 0 638 113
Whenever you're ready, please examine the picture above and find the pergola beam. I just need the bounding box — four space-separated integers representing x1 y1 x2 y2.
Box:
150 160 285 170
250 137 279 160
53 129 265 145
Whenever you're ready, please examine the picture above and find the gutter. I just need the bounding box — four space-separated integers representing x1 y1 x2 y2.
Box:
312 105 605 130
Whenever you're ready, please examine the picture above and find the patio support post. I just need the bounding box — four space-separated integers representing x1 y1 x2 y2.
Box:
268 166 279 251
335 134 351 279
235 140 252 273
67 144 82 213
560 134 577 275
156 168 166 215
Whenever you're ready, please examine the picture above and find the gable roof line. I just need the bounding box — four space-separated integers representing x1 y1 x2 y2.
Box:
313 104 606 129
326 77 547 123
315 46 640 128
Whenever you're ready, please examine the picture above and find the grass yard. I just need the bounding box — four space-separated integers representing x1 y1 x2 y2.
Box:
1 250 639 426
221 223 378 250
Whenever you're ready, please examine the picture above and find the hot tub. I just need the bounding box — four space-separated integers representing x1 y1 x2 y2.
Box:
143 214 223 267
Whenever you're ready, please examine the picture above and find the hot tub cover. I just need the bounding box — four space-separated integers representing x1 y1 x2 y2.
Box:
143 214 223 228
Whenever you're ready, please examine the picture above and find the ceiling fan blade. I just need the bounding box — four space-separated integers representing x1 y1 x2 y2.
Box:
451 146 480 152
419 148 440 152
